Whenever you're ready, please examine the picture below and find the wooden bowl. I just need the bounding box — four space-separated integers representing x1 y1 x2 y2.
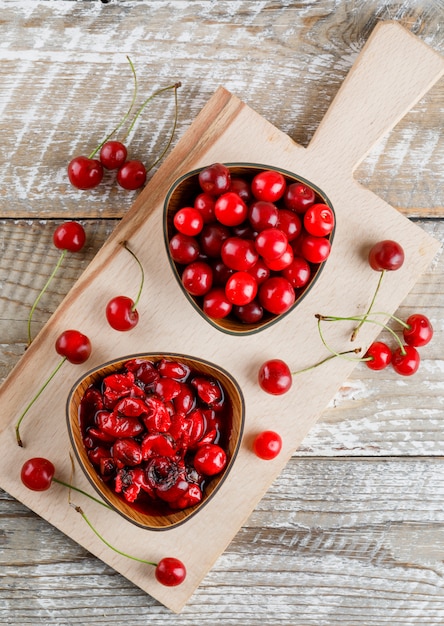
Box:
67 353 244 531
164 163 335 335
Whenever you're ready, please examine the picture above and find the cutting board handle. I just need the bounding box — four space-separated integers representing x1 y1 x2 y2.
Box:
307 21 444 173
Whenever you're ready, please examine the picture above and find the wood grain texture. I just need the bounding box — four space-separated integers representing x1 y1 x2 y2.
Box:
0 0 443 623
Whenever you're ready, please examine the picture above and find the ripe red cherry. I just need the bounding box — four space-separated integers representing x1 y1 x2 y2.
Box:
258 359 292 395
251 170 286 202
203 288 232 319
265 243 294 271
55 329 92 364
182 261 213 296
282 257 311 288
117 160 147 190
255 228 288 260
229 176 253 203
194 193 216 223
403 314 433 347
300 234 331 264
198 163 231 195
193 443 227 476
173 207 204 236
199 223 230 257
248 201 279 231
258 276 295 315
247 259 270 285
253 431 282 460
214 192 248 226
364 341 392 370
155 557 187 587
284 182 315 213
53 221 86 252
169 233 200 264
225 271 258 305
304 203 335 237
233 300 264 324
221 237 258 271
68 156 104 190
392 345 420 376
106 296 139 331
368 240 404 271
277 209 302 241
99 140 128 170
21 457 55 491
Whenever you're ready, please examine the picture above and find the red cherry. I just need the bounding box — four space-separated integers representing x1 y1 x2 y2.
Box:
284 182 315 213
300 234 331 264
199 223 230 258
251 170 286 202
214 192 248 226
258 359 292 395
304 203 335 237
117 160 147 190
106 295 139 331
253 431 282 460
193 443 227 476
155 557 187 586
368 240 404 271
198 163 231 195
258 276 295 315
248 200 279 231
99 140 128 170
194 193 216 223
225 271 258 306
282 257 311 289
364 341 392 370
392 345 420 376
55 329 92 364
173 207 204 236
265 243 294 271
21 457 55 491
182 261 213 296
229 176 253 203
53 221 86 252
277 209 302 241
203 288 233 319
403 314 433 347
221 237 259 271
68 156 104 190
169 233 200 264
255 228 288 261
233 300 264 324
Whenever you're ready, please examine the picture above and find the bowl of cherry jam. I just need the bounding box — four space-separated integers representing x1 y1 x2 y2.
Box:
164 163 335 335
67 353 244 530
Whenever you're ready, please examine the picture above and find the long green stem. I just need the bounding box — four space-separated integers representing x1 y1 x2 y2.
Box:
72 504 156 566
88 56 138 159
54 478 111 509
291 348 362 375
15 357 66 446
144 82 181 175
27 249 67 345
351 270 385 341
121 241 144 310
123 81 181 143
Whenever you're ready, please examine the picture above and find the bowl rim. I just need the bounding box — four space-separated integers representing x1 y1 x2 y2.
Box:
66 352 245 531
163 162 336 336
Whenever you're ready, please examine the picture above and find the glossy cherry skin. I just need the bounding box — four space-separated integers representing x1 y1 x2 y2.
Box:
255 228 288 261
193 443 227 476
117 160 147 190
251 170 286 203
203 288 233 319
99 141 128 170
55 330 91 364
155 557 186 586
106 296 139 331
364 341 392 370
169 233 200 264
68 156 104 190
282 257 311 289
277 209 302 241
368 240 404 271
300 235 331 264
53 221 86 252
258 359 292 395
214 192 248 227
173 207 204 236
198 163 231 196
225 271 258 306
284 182 315 213
403 314 433 347
233 300 264 324
181 261 213 296
194 193 216 223
221 237 258 271
304 203 335 237
21 457 55 491
258 276 295 315
253 430 282 460
392 345 420 376
248 201 279 231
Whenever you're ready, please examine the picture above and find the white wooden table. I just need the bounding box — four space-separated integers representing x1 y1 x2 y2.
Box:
0 2 443 624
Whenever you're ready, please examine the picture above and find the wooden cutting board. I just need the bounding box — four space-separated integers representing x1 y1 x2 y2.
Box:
0 22 442 613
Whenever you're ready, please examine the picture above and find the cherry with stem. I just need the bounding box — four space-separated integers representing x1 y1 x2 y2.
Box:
27 221 86 345
15 329 92 446
106 241 145 331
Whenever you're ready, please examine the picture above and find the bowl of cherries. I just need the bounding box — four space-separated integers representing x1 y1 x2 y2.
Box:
164 163 335 334
67 353 244 530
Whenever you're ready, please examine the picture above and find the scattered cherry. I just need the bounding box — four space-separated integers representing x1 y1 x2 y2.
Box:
68 156 104 190
106 241 144 331
258 359 292 395
15 329 91 446
116 160 147 190
253 431 282 460
155 557 187 587
21 457 55 491
27 221 86 345
368 239 405 272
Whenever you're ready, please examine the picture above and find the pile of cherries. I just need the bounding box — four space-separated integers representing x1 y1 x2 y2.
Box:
168 163 334 326
79 357 232 513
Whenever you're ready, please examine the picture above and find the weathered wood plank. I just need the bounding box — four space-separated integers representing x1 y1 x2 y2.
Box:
2 458 444 625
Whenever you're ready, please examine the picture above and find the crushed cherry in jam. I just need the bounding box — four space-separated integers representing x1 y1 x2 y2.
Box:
79 358 233 515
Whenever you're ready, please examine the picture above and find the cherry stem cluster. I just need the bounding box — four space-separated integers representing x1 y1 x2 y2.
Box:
121 241 145 311
88 56 138 159
71 503 157 567
27 249 67 345
15 357 66 447
350 270 385 341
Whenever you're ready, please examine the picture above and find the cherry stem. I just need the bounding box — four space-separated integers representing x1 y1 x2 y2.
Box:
27 249 67 346
88 56 138 159
291 348 363 375
143 82 181 176
121 241 144 311
53 478 111 509
71 504 157 566
351 270 385 341
15 357 66 447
